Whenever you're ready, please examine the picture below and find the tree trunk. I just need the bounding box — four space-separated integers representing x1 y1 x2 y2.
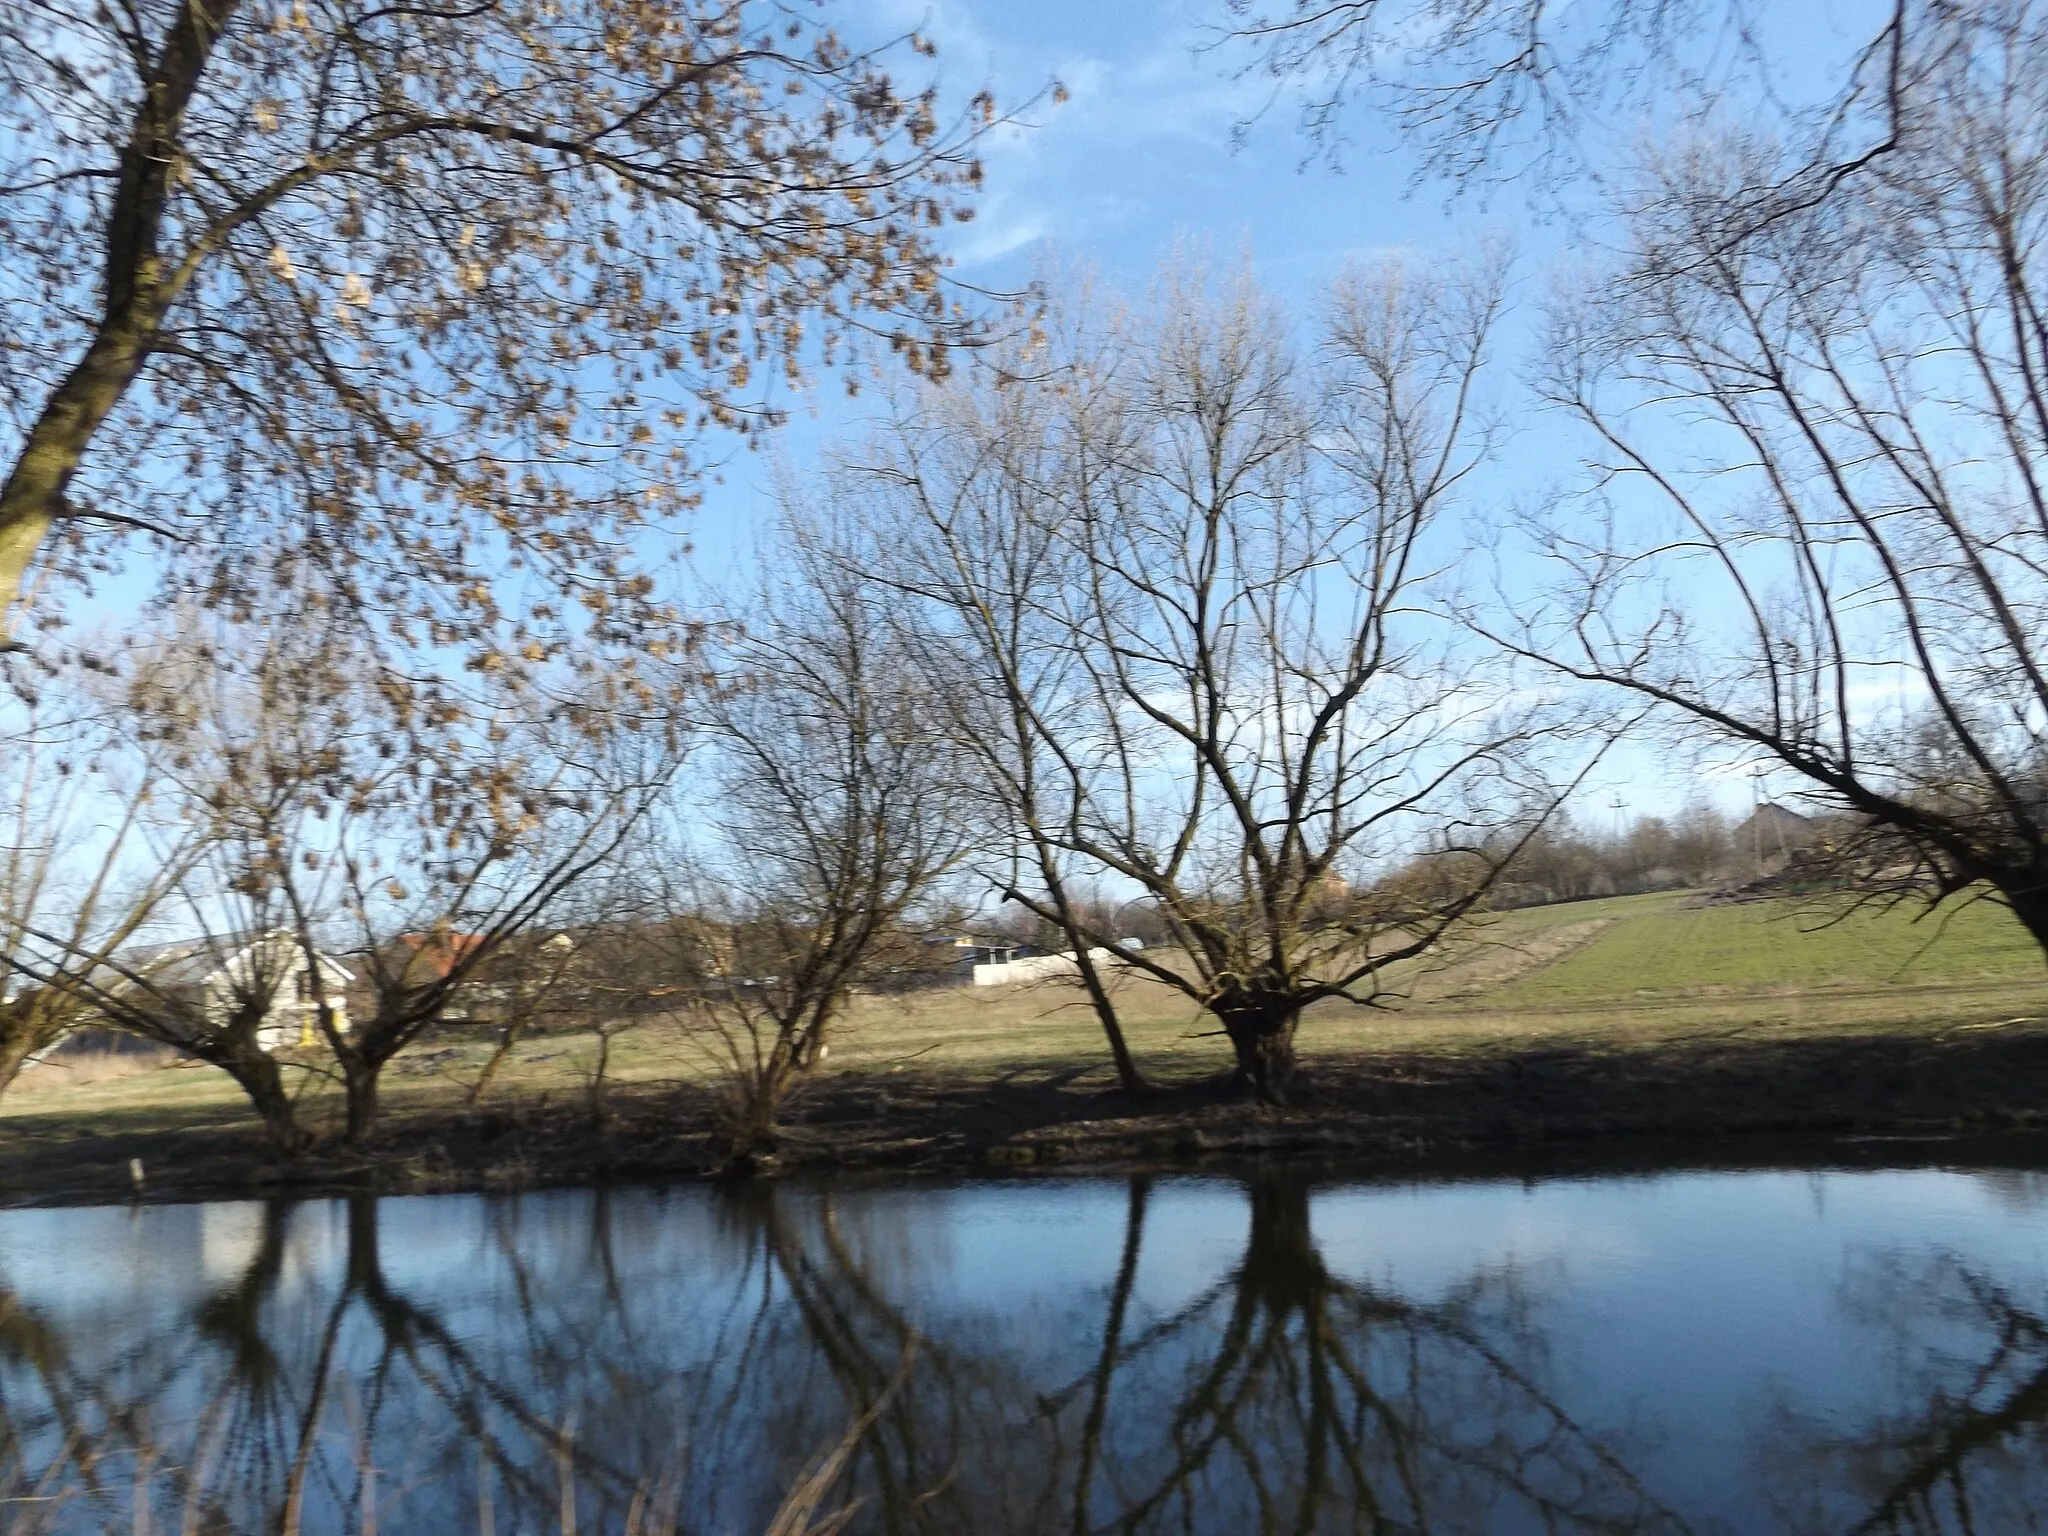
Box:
1997 878 2048 966
1217 1002 1299 1104
468 1022 519 1106
0 0 245 624
0 1000 62 1100
0 1028 38 1099
218 1049 309 1153
1070 936 1150 1096
723 1048 794 1170
0 323 152 617
342 1057 383 1146
586 1026 615 1125
790 1014 829 1071
1002 882 1151 1095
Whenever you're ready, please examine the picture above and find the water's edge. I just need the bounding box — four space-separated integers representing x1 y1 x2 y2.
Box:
6 1119 2048 1213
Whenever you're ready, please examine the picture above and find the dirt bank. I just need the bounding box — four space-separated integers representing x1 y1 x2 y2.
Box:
5 1019 2048 1209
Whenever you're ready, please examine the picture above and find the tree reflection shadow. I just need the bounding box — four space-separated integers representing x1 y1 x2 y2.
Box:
1762 1255 2048 1536
1040 1169 1691 1535
6 1175 2043 1534
737 1169 1694 1534
0 1198 666 1532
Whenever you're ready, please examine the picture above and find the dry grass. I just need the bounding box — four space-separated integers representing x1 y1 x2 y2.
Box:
8 1047 174 1094
4 890 2042 1149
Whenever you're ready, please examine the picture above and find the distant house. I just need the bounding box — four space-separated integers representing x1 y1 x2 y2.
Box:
1733 802 1818 874
370 929 582 1019
389 930 489 982
111 932 354 1053
899 932 1037 988
914 931 1145 988
970 947 1119 987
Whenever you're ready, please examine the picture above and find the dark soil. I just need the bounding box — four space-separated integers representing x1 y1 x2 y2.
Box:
7 1023 2048 1208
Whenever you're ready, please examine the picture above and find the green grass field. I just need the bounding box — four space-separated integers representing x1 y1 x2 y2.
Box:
6 889 2044 1146
1345 889 2046 1057
1479 892 2042 1004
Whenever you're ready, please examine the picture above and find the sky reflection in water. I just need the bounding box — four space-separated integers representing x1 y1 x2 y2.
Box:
2 1166 2046 1534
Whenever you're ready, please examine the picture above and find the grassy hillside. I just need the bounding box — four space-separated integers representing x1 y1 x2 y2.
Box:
5 889 2044 1170
1473 892 2043 1006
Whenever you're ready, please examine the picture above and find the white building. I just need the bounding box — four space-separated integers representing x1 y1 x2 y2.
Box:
117 931 354 1052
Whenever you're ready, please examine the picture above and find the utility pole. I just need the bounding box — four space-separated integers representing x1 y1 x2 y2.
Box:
1751 765 1766 878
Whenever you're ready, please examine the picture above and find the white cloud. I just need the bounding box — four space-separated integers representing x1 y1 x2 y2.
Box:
950 194 1052 268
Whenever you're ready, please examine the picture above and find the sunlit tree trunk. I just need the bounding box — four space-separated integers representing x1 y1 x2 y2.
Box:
0 0 239 621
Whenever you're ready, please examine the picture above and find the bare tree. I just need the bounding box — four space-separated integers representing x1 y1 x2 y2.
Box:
1225 0 1916 216
462 925 592 1108
0 689 195 1096
106 615 682 1146
1486 4 2048 954
0 645 341 1144
864 259 1581 1100
654 514 971 1163
0 846 327 1150
0 0 1005 646
304 722 673 1147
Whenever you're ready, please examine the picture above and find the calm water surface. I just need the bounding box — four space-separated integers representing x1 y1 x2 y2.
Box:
2 1165 2046 1533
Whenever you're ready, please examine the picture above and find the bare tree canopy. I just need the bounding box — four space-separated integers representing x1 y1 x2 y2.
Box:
861 259 1584 1098
641 510 970 1160
0 0 998 654
0 647 324 1143
1225 0 1913 206
158 629 680 1143
0 689 195 1096
1489 4 2048 949
1 614 682 1146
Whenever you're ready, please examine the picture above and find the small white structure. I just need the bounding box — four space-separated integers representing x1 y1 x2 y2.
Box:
971 947 1118 987
923 933 1019 971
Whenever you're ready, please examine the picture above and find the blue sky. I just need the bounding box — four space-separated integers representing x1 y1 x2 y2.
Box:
692 0 1492 458
686 0 1533 571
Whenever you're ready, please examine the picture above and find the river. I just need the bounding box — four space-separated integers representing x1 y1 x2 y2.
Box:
2 1164 2045 1533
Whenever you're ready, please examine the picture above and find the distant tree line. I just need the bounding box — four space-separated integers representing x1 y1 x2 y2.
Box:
1489 805 1775 908
988 798 1761 935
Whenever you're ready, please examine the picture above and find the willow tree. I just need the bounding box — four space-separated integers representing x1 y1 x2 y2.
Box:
0 680 324 1146
655 511 970 1160
0 0 998 655
866 261 1576 1099
116 620 682 1145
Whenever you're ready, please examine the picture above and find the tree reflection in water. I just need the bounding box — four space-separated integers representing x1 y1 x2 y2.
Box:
1028 1171 1691 1535
1761 1254 2048 1536
0 1173 2043 1533
1 1197 748 1532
